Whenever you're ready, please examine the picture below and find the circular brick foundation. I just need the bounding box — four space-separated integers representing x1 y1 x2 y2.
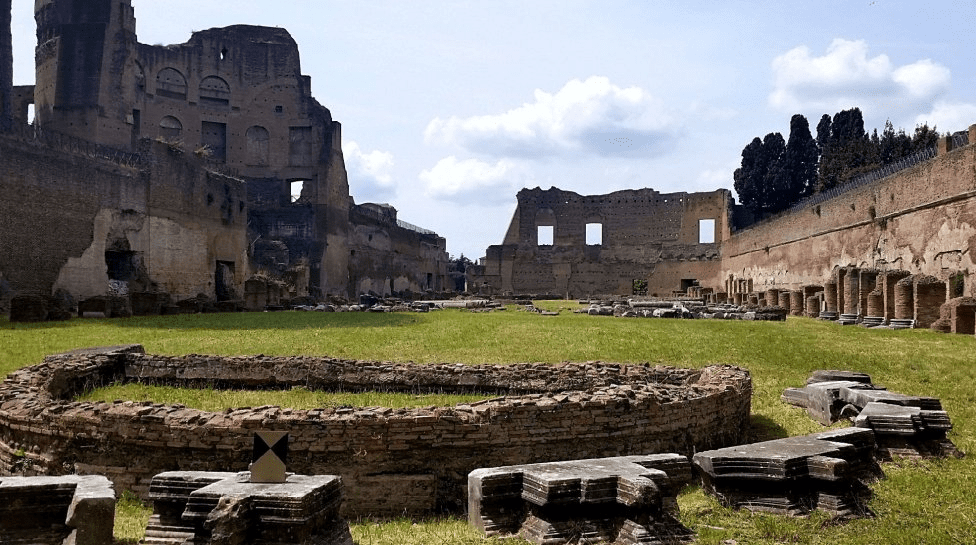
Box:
0 346 752 517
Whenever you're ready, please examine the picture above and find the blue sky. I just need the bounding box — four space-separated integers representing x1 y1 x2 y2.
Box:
10 1 976 258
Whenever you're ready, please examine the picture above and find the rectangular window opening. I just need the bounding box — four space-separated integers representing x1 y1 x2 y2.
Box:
699 218 716 244
586 223 603 245
290 180 305 203
537 225 554 246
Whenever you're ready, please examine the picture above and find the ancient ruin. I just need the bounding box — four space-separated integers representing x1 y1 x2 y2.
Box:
477 187 731 297
693 427 880 518
783 370 959 459
468 454 694 545
0 0 449 317
472 127 976 339
0 345 752 517
142 471 353 545
0 474 116 545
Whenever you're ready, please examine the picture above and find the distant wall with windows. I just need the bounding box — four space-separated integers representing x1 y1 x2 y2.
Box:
476 187 731 297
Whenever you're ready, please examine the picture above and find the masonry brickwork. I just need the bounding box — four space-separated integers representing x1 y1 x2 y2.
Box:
0 132 246 301
478 187 731 297
0 346 752 517
720 128 976 299
0 0 448 307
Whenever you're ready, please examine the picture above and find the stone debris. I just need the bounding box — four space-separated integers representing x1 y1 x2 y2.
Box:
0 475 115 545
782 371 959 459
693 427 881 518
469 454 694 545
0 346 751 518
577 299 788 321
142 471 352 545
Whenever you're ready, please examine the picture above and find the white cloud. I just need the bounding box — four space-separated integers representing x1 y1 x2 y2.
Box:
915 101 976 134
343 141 396 202
769 39 950 115
424 76 680 159
420 156 528 203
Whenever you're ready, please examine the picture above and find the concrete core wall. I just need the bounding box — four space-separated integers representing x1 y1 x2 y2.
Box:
480 186 732 297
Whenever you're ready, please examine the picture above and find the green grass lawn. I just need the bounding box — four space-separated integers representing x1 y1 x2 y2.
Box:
2 303 975 544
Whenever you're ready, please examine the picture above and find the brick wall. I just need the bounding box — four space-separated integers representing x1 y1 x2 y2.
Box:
718 129 976 296
0 346 752 517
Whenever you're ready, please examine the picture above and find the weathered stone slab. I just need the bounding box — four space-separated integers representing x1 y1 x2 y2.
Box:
469 454 693 545
693 427 880 517
142 471 352 545
855 402 960 459
782 371 957 458
0 475 115 545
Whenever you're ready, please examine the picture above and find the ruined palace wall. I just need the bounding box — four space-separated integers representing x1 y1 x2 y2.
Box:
348 206 449 295
0 347 751 517
0 134 246 301
719 133 976 295
0 135 136 295
484 187 729 296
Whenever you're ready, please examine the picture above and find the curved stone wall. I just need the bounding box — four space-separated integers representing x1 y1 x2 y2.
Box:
0 346 752 517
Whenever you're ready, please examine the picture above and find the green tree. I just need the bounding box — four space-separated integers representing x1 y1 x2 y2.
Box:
816 107 872 191
911 123 939 151
782 114 819 201
734 133 787 216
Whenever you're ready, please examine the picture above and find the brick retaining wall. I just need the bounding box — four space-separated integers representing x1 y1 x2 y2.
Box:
0 346 752 517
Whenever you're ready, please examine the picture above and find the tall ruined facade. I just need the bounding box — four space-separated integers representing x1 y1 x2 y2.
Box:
478 187 731 297
31 0 353 295
0 0 11 132
0 0 447 308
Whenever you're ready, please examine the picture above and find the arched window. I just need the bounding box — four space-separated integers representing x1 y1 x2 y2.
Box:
156 68 187 100
199 76 230 106
159 116 182 139
246 126 270 166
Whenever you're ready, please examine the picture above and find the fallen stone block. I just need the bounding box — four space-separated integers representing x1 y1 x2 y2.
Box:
469 454 693 545
693 427 880 518
0 475 115 545
783 371 958 458
855 402 960 459
143 471 353 545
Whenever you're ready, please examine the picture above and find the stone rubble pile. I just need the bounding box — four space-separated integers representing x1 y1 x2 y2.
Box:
782 370 959 459
576 299 788 321
469 454 694 545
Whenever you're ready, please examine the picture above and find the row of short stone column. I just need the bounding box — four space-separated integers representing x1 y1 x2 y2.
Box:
822 267 954 329
720 267 974 334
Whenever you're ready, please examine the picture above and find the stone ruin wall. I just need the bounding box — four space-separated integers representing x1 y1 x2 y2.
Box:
0 0 450 307
0 133 247 302
0 346 752 517
348 204 450 296
479 187 731 297
718 127 976 300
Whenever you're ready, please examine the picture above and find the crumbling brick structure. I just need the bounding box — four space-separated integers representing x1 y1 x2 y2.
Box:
0 346 752 517
0 0 11 133
478 187 731 297
0 0 448 310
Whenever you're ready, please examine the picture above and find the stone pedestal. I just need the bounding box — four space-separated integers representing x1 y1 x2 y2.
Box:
693 428 880 518
469 454 693 545
141 471 352 545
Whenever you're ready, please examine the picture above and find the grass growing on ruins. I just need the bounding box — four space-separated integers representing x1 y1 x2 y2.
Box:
78 383 493 411
2 306 976 544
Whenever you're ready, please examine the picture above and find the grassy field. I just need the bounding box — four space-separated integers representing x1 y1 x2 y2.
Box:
2 303 975 544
